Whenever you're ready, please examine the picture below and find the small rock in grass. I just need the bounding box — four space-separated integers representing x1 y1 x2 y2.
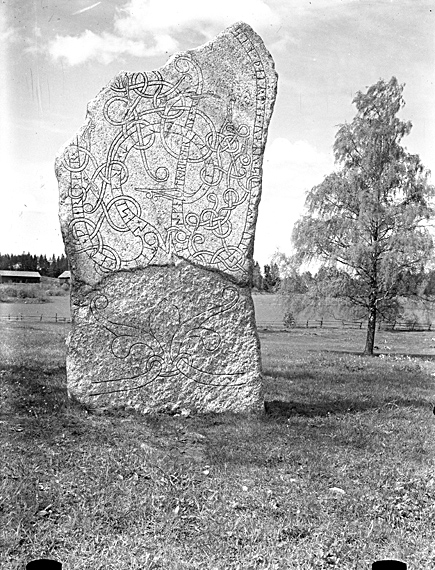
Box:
329 487 346 495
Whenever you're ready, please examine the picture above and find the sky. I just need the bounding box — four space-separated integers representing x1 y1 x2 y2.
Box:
1 0 434 267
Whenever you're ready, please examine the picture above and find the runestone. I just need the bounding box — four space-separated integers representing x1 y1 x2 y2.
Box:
56 22 277 413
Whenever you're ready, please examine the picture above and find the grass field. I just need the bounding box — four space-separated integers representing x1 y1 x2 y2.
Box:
0 293 70 319
1 323 434 569
0 280 68 305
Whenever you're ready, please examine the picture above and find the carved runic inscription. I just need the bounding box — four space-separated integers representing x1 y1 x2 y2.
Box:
57 23 277 413
58 23 275 283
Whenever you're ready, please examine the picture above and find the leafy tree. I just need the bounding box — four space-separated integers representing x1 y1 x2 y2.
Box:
20 253 38 271
0 254 11 270
293 77 434 355
252 261 264 291
58 254 69 274
421 270 435 296
281 268 311 296
37 254 50 276
283 266 360 324
263 263 281 292
47 254 58 277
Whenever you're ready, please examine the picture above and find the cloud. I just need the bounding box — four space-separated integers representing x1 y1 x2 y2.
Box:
49 0 281 66
49 29 178 65
115 0 280 38
254 137 335 264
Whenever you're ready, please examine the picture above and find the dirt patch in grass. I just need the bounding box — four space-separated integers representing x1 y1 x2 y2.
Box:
1 324 434 569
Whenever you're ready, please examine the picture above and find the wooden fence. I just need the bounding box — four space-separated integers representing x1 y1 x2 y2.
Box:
1 314 432 332
257 319 433 332
0 313 71 324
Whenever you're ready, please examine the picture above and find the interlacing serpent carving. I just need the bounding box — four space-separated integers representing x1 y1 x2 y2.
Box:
88 285 247 394
61 44 266 278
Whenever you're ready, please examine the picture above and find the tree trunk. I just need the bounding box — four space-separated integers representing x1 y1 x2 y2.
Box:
364 300 377 355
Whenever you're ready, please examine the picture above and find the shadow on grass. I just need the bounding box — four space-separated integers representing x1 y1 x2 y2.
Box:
264 397 430 419
1 363 204 447
325 349 435 360
2 358 432 441
0 364 103 446
1 364 77 418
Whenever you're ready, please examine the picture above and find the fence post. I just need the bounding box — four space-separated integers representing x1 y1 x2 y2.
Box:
306 320 309 328
55 313 58 323
320 319 323 328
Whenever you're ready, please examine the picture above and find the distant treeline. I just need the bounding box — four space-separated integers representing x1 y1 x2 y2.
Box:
1 255 280 287
255 259 435 299
252 262 281 292
0 253 68 278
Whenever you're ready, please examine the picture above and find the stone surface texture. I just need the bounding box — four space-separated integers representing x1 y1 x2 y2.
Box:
56 22 277 413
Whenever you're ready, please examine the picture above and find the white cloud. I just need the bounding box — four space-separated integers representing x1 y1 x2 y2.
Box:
254 138 335 264
49 30 178 66
49 0 281 66
115 0 280 38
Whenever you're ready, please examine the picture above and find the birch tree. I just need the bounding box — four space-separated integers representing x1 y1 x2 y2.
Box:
293 77 434 354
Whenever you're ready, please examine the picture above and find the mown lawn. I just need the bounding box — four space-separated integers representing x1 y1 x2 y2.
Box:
0 323 434 569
